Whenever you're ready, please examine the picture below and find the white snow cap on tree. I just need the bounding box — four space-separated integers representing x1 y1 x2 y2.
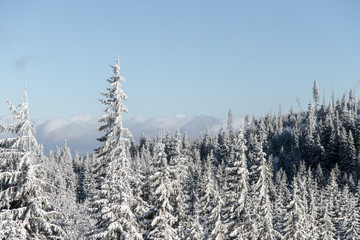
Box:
2 87 38 151
0 87 66 239
88 56 143 240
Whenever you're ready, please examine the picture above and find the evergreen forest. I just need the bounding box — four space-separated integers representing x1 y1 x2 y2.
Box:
1 57 360 239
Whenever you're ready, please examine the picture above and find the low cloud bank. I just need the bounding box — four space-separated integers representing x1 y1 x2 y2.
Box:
31 114 242 155
35 114 100 155
125 114 221 140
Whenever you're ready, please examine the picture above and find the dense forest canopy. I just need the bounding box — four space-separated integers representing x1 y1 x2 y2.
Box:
1 58 360 239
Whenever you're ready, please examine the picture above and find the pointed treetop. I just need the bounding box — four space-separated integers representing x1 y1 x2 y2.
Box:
116 54 120 67
313 80 320 108
24 82 28 93
109 55 122 81
227 109 233 134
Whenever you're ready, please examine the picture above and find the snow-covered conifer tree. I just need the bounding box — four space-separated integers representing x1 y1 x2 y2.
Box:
313 80 320 109
227 109 234 138
88 56 142 239
306 167 319 239
0 89 65 239
302 102 318 167
222 129 249 239
282 177 309 239
184 215 204 240
168 130 188 237
197 150 219 238
200 127 212 161
339 128 357 174
182 165 205 240
323 165 343 238
142 135 178 240
48 142 79 237
208 187 226 240
317 203 336 240
248 136 277 239
273 168 290 237
342 187 360 239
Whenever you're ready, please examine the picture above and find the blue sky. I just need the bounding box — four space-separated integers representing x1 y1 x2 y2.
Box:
1 1 360 151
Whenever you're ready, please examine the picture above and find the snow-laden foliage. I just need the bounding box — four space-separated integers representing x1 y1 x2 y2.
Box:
0 89 65 239
222 129 249 239
3 61 360 239
87 56 144 240
248 136 278 239
142 135 178 240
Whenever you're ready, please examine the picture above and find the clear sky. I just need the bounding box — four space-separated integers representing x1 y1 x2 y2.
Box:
1 0 360 121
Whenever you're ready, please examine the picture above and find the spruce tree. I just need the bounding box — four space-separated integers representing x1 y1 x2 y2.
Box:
273 168 290 237
198 150 218 238
227 109 234 138
222 129 249 239
248 137 277 239
313 80 320 109
208 188 226 240
324 165 341 238
342 187 360 239
168 130 188 237
142 135 178 240
88 56 142 239
306 168 319 239
0 89 65 239
283 178 308 239
317 204 336 240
